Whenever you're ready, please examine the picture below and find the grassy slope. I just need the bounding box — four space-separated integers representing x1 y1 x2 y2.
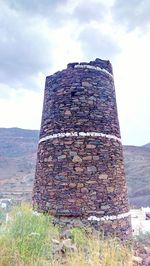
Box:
0 204 132 266
0 128 150 207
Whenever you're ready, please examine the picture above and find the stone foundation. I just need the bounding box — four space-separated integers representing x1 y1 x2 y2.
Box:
52 216 132 241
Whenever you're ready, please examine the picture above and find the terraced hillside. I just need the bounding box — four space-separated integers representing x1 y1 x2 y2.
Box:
124 145 150 207
0 128 149 207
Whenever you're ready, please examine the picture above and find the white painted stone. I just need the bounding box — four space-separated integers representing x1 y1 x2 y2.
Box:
74 64 113 78
88 211 130 222
39 131 121 144
1 203 7 208
88 216 100 222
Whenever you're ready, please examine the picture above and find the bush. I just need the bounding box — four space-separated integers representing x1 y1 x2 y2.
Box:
0 204 132 266
0 208 6 223
0 204 59 265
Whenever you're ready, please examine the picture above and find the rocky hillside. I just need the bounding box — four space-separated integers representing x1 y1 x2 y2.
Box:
124 145 150 207
0 128 39 200
0 127 149 207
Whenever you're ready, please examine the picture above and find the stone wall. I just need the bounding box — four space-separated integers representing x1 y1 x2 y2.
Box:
33 58 131 240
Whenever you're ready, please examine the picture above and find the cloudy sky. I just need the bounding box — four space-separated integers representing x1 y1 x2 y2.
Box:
0 0 149 146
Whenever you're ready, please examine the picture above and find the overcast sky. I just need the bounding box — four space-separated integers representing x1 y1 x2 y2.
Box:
0 0 149 146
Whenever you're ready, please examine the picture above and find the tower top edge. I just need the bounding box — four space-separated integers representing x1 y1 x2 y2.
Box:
46 58 113 79
67 58 111 68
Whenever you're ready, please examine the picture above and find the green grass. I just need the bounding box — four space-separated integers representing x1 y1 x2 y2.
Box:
0 204 132 266
0 205 59 265
0 208 7 223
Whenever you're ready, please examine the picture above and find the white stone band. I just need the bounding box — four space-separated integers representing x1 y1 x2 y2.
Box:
88 211 131 222
74 64 113 78
39 131 121 144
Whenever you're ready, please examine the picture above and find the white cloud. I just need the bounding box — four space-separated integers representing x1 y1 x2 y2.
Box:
114 30 150 145
0 87 43 129
0 0 149 145
112 0 150 31
78 25 120 61
0 1 54 88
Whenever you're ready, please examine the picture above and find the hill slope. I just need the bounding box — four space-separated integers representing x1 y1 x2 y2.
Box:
0 128 149 207
124 145 150 207
0 128 39 200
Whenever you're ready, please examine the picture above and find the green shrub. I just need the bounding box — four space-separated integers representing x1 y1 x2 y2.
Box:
0 204 59 265
0 204 132 266
70 227 86 247
0 209 6 223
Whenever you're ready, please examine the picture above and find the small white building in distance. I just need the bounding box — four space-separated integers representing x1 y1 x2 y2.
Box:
0 198 12 209
131 208 150 235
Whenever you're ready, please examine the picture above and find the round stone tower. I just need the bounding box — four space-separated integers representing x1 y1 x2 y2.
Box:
33 58 131 239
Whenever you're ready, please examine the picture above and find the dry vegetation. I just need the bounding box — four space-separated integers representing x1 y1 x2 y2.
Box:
0 204 132 266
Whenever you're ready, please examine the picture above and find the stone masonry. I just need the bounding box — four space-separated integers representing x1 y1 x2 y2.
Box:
33 58 132 240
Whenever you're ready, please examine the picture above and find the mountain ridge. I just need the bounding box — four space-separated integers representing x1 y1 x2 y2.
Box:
0 127 149 207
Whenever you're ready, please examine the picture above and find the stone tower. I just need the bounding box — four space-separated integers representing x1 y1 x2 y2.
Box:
33 58 131 239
